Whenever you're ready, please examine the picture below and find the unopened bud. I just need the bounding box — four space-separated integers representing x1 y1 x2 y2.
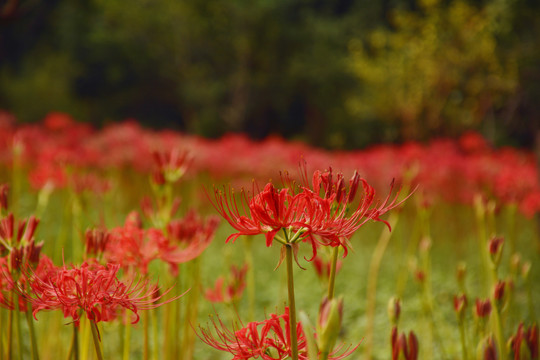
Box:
477 335 498 360
508 323 538 360
453 294 467 321
317 296 344 354
388 297 401 326
391 327 419 360
0 184 8 212
456 262 467 291
493 281 506 309
475 298 492 318
510 253 521 275
521 262 531 280
419 237 431 254
488 237 504 268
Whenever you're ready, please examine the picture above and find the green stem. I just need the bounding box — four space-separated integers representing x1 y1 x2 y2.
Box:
364 212 399 360
123 315 131 360
72 324 80 360
474 197 490 295
143 311 149 360
327 246 339 300
80 317 90 360
25 308 39 360
244 236 256 321
181 259 201 360
14 299 23 360
285 244 299 360
0 308 4 360
491 301 506 360
525 277 537 323
174 266 183 359
90 321 104 360
7 306 13 360
458 320 468 360
151 309 159 360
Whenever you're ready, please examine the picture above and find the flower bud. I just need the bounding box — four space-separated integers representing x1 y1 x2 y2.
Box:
493 280 506 309
477 335 498 360
508 323 539 360
0 184 8 212
521 262 531 281
475 298 492 318
456 262 467 292
317 296 343 354
488 237 504 268
453 294 467 321
510 253 521 275
391 327 419 360
388 297 401 326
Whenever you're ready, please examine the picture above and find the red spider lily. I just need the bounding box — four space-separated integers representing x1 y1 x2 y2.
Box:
209 185 265 243
152 148 192 184
0 255 55 311
84 228 111 259
204 264 248 303
161 210 220 275
197 307 357 360
104 212 161 274
211 166 408 261
25 260 175 326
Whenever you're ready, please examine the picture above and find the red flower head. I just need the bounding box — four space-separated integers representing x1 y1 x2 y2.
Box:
104 213 159 275
161 210 220 276
204 264 248 303
210 164 410 261
197 307 357 360
152 148 192 184
26 261 174 326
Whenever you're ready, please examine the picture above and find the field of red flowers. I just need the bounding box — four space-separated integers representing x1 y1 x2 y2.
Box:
0 112 538 360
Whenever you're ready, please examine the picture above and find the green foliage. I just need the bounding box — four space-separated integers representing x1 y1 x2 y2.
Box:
0 0 539 147
347 0 519 141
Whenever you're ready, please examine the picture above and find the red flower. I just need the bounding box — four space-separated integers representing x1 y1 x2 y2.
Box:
210 165 409 260
104 212 161 274
26 261 173 326
197 307 356 360
161 210 219 275
204 264 248 303
1 255 55 311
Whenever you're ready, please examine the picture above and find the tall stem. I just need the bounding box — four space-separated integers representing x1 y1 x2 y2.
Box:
458 320 468 360
72 323 79 360
365 212 399 360
123 313 131 360
285 244 299 360
25 308 40 360
327 246 339 300
143 311 149 360
90 321 104 360
244 236 256 321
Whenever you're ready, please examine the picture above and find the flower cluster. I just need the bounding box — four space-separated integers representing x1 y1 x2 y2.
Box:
211 165 405 260
197 307 356 360
26 261 171 326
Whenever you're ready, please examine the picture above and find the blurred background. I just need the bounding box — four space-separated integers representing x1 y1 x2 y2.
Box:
0 0 539 150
